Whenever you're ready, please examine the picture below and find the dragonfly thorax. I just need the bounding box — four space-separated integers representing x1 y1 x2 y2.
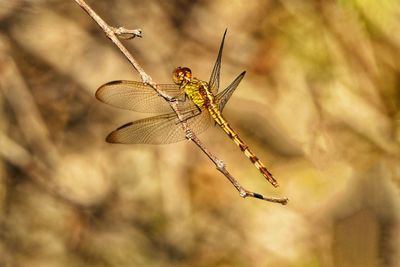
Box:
172 67 192 85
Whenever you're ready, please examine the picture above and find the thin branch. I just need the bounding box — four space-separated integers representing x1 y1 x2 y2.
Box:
74 0 288 205
74 0 152 86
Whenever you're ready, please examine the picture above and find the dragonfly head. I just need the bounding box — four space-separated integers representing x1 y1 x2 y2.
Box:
173 67 192 85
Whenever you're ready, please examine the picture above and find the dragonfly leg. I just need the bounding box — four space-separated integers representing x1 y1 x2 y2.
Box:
175 109 202 125
169 91 187 103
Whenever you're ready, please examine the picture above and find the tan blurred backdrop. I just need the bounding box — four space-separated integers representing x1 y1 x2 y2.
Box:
1 1 400 267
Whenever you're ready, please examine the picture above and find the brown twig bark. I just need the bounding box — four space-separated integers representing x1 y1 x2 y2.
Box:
74 0 288 205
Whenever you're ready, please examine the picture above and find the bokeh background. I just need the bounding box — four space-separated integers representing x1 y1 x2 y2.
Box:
1 1 400 266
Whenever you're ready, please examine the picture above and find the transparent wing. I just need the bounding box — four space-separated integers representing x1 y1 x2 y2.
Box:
96 80 192 113
208 29 227 95
216 71 246 112
106 107 213 144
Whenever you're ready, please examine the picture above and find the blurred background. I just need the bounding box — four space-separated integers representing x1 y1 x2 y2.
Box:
1 0 400 266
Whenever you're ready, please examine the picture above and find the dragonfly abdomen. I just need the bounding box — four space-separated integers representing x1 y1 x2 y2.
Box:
211 109 279 187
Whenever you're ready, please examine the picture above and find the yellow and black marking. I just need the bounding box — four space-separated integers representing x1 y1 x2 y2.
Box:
175 67 279 188
211 109 279 187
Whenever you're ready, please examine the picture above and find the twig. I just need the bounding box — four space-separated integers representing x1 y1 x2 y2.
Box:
74 0 288 205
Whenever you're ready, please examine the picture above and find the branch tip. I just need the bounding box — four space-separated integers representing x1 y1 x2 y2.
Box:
112 26 142 39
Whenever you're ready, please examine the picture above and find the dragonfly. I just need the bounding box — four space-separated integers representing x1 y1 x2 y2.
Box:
96 30 279 188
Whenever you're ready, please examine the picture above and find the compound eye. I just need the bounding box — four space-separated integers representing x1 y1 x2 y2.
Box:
172 67 183 84
172 67 192 85
180 67 192 80
185 68 192 78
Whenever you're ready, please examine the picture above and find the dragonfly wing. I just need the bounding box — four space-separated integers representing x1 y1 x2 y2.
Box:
96 80 190 113
208 29 227 94
106 108 213 144
216 71 246 112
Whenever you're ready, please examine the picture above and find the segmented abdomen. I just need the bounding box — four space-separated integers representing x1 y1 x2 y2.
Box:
209 107 279 187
